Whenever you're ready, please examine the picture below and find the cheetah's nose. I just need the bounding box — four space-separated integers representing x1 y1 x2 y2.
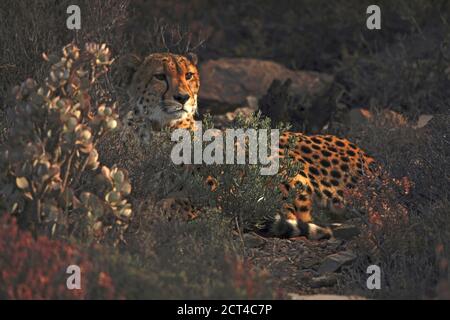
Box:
173 94 190 105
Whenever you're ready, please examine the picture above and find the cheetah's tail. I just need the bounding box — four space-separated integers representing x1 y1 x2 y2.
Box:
261 214 333 240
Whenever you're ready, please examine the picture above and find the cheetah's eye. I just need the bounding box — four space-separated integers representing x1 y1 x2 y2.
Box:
185 72 194 80
154 74 166 81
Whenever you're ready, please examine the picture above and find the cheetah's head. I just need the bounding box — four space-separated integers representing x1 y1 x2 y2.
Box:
119 52 199 130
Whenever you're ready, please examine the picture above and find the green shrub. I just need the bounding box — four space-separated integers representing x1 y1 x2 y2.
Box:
180 112 313 234
0 43 132 244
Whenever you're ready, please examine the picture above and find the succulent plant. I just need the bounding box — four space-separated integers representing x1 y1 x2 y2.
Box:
0 43 132 244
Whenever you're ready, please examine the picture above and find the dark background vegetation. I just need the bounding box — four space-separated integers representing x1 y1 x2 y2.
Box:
0 0 449 299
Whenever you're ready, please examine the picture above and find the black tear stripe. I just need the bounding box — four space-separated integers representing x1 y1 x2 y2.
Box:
171 54 183 74
161 57 174 99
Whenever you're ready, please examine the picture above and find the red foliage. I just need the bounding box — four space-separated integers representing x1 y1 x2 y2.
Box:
227 255 276 299
344 172 410 228
0 214 117 299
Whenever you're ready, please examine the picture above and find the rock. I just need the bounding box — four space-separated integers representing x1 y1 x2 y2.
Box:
345 108 408 128
378 109 408 126
258 78 335 133
198 58 333 112
413 114 433 129
243 232 266 248
309 273 338 288
297 270 317 281
332 225 360 240
301 258 322 270
246 96 259 110
346 109 434 130
288 293 367 300
325 238 344 250
346 108 372 125
318 250 357 274
212 106 256 129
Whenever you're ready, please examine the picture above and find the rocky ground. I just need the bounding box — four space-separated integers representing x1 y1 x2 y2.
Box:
243 224 363 298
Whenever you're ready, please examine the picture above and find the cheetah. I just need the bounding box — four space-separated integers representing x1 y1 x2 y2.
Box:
117 52 376 240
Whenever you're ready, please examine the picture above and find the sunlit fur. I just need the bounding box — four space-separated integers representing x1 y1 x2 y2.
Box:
122 52 199 135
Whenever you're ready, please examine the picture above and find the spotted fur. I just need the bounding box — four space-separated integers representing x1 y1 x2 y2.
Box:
273 132 376 239
119 52 376 240
118 52 200 143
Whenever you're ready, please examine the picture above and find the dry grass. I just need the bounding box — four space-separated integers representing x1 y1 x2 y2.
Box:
333 113 450 299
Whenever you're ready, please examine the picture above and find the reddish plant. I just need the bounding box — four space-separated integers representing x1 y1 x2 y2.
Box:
344 171 410 228
0 214 118 299
227 255 274 299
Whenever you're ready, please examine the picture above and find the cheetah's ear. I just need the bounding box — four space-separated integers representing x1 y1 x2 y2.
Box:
114 54 142 89
186 52 198 66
